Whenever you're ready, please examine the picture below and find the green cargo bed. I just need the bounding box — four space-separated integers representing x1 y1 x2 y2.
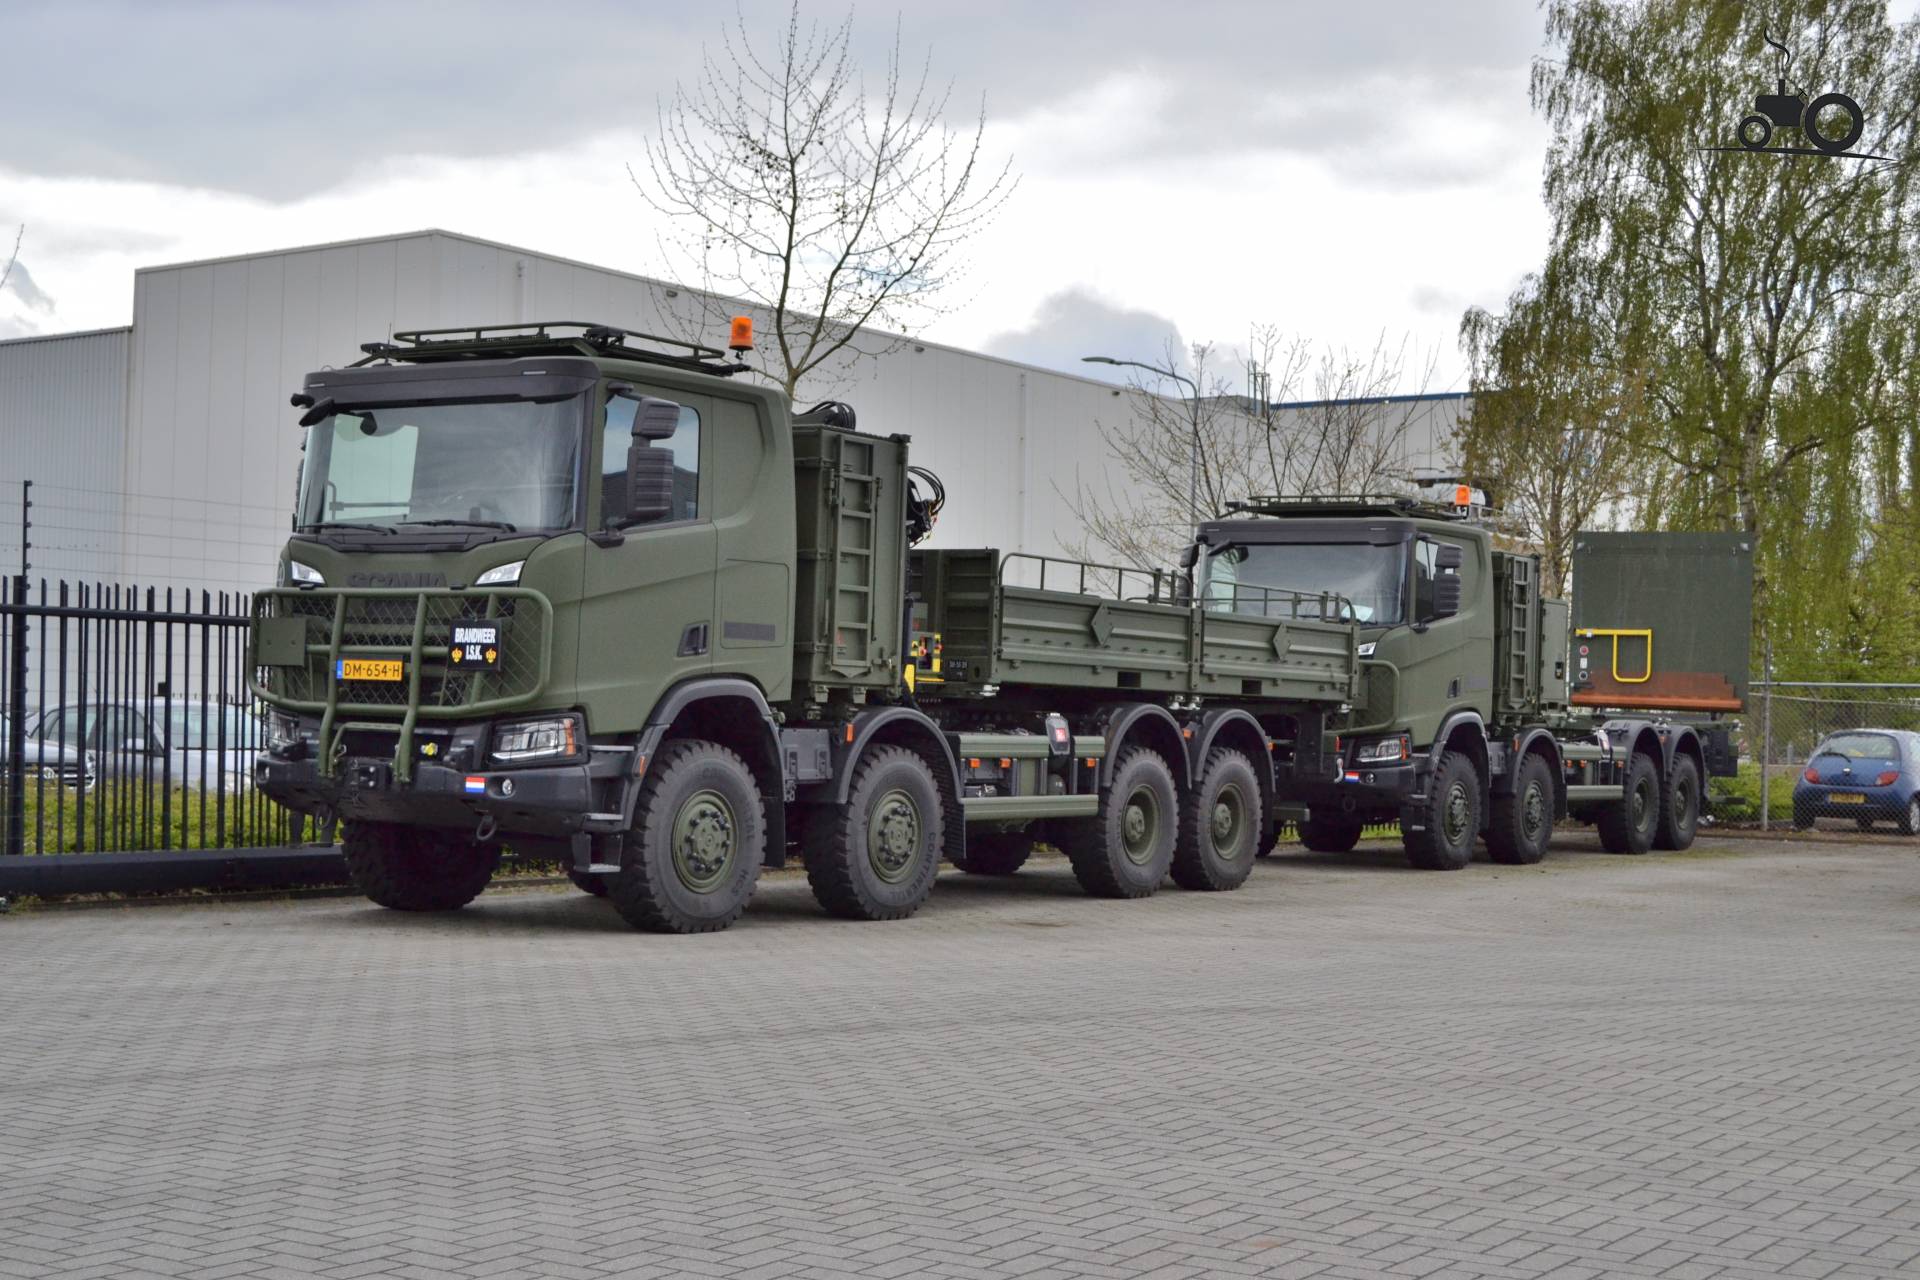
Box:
910 549 1357 705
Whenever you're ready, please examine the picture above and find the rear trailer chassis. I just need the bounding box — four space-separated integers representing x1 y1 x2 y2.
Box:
1301 717 1713 840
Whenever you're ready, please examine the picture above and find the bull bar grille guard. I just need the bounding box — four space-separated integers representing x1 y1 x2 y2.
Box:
249 586 554 782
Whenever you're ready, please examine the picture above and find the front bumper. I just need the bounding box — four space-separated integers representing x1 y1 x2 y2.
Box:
256 751 596 836
1292 759 1420 818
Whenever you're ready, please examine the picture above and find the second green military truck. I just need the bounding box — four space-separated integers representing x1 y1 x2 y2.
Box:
251 322 1359 932
1188 495 1748 869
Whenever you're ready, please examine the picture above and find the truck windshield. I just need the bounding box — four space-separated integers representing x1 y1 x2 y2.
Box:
298 398 583 533
1205 542 1407 624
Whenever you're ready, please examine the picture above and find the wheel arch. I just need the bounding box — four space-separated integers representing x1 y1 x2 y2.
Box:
1185 708 1274 826
641 676 787 862
1604 719 1666 769
1431 710 1491 817
1503 727 1567 818
1096 703 1192 794
1664 725 1706 780
829 706 965 866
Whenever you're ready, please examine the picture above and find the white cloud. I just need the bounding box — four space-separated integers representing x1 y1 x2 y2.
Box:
0 11 1554 389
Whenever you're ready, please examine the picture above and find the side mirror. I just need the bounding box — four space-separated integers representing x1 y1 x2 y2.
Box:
296 397 336 428
624 444 675 524
627 395 681 441
1431 543 1464 619
1178 543 1201 571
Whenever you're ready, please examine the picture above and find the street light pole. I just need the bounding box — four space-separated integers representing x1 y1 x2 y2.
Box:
1082 354 1204 541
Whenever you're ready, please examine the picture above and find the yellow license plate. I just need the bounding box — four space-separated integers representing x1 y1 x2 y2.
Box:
1830 792 1866 805
336 658 404 682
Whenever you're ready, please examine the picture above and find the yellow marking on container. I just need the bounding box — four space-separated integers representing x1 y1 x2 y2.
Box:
1576 628 1653 684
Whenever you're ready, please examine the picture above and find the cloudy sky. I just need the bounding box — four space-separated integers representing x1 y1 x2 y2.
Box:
0 0 1781 389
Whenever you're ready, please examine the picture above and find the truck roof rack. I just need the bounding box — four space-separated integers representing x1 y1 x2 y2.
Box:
1222 494 1472 521
352 322 750 376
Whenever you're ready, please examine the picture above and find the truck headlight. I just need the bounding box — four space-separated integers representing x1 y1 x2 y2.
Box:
489 715 580 763
1353 734 1411 764
268 711 302 754
475 560 524 587
286 560 324 587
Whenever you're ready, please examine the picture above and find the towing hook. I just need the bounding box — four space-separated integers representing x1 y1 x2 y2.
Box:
474 814 499 843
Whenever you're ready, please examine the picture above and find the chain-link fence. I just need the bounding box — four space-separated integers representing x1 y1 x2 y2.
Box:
1706 682 1920 833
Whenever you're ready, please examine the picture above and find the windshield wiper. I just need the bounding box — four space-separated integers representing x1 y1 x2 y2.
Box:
396 518 520 533
299 521 395 536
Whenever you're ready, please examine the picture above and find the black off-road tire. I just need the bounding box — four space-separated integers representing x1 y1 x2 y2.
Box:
343 820 498 912
1654 754 1701 851
1172 748 1262 891
1487 751 1554 866
804 746 944 921
610 740 764 934
951 828 1033 876
1597 752 1659 855
566 868 610 897
1059 747 1177 899
1402 750 1481 871
1298 813 1363 853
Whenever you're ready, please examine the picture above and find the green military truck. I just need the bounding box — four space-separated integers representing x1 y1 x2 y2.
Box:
1190 495 1749 869
250 323 1358 932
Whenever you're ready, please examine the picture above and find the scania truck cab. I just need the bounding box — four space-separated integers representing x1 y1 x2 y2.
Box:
1191 495 1744 870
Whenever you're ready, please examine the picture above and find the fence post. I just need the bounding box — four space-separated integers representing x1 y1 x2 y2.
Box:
5 480 31 857
1759 638 1773 831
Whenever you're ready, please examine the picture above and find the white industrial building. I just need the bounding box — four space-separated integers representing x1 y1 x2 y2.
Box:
0 229 1465 594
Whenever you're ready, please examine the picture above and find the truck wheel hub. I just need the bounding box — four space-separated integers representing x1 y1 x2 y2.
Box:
1121 787 1160 864
869 790 921 883
1522 784 1546 838
1443 783 1472 845
672 791 736 891
1210 785 1246 847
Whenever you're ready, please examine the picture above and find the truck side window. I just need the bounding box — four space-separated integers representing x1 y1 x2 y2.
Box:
602 400 701 526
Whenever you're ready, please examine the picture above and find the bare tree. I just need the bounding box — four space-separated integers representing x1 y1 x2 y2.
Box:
1064 331 1436 568
0 225 21 300
634 3 1016 400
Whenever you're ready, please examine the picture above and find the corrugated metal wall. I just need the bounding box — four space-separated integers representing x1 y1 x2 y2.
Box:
17 229 1463 594
116 230 1157 591
0 327 131 581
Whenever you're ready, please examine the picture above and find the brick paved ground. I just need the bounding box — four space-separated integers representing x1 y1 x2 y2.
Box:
3 833 1919 1280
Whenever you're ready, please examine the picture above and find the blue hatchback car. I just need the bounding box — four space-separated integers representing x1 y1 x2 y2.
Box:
1792 729 1920 834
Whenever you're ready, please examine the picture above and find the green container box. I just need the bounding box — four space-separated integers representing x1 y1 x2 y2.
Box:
1570 531 1753 713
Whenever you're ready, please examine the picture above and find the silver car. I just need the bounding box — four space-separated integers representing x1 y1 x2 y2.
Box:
0 713 95 791
27 702 260 795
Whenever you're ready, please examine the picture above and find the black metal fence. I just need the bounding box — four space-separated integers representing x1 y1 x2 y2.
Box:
1 576 308 856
